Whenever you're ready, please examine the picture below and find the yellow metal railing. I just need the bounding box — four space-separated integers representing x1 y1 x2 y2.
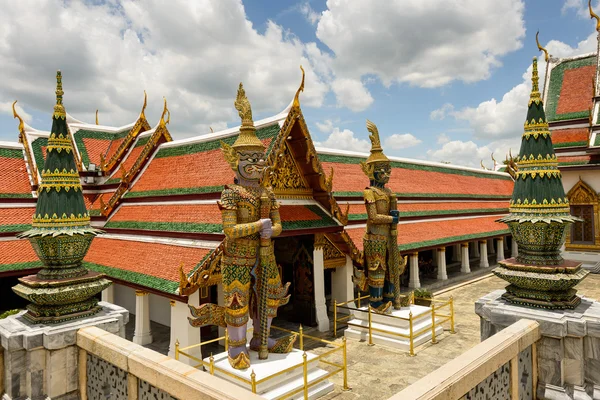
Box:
175 325 349 399
333 293 455 356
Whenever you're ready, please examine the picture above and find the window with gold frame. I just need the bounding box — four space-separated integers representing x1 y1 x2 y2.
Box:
565 178 600 251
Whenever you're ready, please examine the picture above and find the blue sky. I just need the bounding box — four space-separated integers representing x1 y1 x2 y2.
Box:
0 0 598 167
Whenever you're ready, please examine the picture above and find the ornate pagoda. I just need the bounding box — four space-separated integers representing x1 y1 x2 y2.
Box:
493 57 588 309
13 71 111 324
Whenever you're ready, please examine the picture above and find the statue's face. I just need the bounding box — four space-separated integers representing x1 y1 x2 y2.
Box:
237 150 266 182
373 162 391 185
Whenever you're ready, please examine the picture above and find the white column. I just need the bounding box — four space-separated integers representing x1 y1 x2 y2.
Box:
168 292 201 365
409 252 421 288
101 284 114 303
511 236 519 258
133 290 153 345
332 255 355 313
471 241 480 258
479 241 489 268
488 239 495 255
437 247 448 280
497 238 505 262
461 243 471 273
313 244 330 332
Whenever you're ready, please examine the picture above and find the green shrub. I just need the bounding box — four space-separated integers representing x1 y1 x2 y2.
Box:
413 288 432 299
0 309 20 319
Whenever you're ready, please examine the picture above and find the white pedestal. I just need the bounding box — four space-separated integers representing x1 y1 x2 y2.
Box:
344 305 443 352
204 349 334 400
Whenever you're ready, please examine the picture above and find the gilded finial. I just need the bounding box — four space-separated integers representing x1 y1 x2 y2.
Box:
590 0 600 31
95 110 99 125
536 31 549 62
160 97 170 126
141 90 147 120
366 119 382 150
491 153 497 170
292 65 305 109
235 83 253 126
361 119 389 178
480 160 489 171
529 57 541 106
54 70 66 119
12 101 24 134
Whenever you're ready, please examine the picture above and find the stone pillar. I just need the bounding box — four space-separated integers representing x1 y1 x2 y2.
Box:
101 284 114 303
471 241 480 258
332 255 355 312
488 239 495 255
409 252 421 288
479 241 489 268
133 290 153 345
313 238 330 332
511 236 518 258
168 292 201 365
0 303 128 400
461 243 471 273
497 237 505 262
437 247 448 280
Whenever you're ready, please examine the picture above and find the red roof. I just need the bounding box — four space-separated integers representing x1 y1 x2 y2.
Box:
0 240 39 265
1 153 32 197
556 65 595 115
552 127 589 146
81 138 112 166
0 207 35 227
346 215 509 252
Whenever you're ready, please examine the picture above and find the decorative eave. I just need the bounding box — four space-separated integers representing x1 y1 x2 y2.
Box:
12 102 38 187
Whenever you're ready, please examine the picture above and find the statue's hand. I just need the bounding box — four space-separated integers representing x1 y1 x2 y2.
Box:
389 210 399 224
260 218 273 239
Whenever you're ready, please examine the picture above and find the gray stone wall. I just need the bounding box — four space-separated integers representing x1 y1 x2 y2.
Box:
87 353 128 400
459 361 511 400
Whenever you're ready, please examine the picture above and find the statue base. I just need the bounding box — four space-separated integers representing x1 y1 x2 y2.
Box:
204 348 334 400
344 305 444 351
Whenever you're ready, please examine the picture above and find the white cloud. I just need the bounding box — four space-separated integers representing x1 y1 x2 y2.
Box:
316 0 525 88
430 103 454 121
562 0 600 18
439 32 598 140
384 133 421 150
331 78 374 111
427 138 520 169
316 119 334 133
436 133 450 144
315 127 370 152
0 101 32 124
0 0 332 139
299 2 320 25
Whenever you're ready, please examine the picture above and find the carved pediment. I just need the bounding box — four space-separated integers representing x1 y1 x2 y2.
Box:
268 142 310 195
567 178 599 204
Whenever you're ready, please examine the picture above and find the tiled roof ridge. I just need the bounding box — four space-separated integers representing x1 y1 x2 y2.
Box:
0 141 23 149
550 52 596 66
317 146 511 177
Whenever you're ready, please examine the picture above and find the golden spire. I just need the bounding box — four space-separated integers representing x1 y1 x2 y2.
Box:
292 65 305 109
528 57 541 106
535 31 549 62
232 83 264 151
590 0 600 31
365 119 389 165
140 90 147 120
54 70 66 119
95 110 99 125
12 101 24 134
159 97 170 127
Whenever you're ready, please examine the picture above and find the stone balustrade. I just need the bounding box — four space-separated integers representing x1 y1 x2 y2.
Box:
388 319 540 400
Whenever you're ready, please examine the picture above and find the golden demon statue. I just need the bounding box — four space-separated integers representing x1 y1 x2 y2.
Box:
353 120 406 313
189 83 296 369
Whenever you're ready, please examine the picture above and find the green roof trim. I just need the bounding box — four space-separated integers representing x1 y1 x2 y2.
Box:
559 159 600 166
319 154 512 181
74 128 131 167
348 208 509 221
334 191 512 199
125 185 225 198
0 193 33 199
104 177 122 185
546 55 595 122
105 221 223 233
84 262 179 294
153 124 280 159
31 137 48 168
281 205 339 230
134 136 151 148
398 229 510 252
0 261 43 273
0 224 31 233
554 141 588 149
0 148 24 159
595 134 600 147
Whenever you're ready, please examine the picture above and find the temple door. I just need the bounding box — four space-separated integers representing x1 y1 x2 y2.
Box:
292 243 316 326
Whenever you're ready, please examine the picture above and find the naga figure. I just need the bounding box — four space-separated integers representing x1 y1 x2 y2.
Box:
188 83 296 369
353 120 406 313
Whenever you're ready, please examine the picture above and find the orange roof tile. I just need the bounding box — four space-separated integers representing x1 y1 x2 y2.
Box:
111 204 222 224
0 240 39 265
81 138 112 166
556 65 595 115
1 156 32 196
0 207 35 227
346 215 509 251
121 144 145 172
104 137 127 162
552 128 588 145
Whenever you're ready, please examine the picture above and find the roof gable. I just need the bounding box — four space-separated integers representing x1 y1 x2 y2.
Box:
0 146 33 199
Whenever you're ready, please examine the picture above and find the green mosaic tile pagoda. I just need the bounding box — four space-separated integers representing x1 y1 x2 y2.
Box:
13 71 111 324
493 57 588 310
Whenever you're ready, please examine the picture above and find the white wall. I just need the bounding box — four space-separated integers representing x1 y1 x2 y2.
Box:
149 293 171 327
113 283 136 315
562 170 600 193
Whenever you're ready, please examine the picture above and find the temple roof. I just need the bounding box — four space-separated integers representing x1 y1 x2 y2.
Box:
0 142 33 199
